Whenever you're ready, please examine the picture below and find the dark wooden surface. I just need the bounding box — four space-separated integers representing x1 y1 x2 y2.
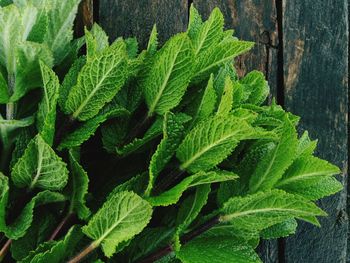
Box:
95 0 349 262
282 1 348 262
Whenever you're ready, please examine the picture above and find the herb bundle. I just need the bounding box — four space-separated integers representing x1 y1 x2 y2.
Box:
0 1 342 263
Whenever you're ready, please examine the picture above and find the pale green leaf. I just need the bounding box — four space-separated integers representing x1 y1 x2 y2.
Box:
187 4 203 42
190 7 224 55
11 134 69 191
59 56 86 113
261 218 297 239
12 41 54 101
146 112 186 196
240 70 269 105
67 150 91 220
36 61 59 146
177 115 270 173
220 190 326 231
82 191 152 258
296 131 317 157
249 118 298 193
147 170 237 206
43 0 81 63
188 74 217 126
143 33 194 116
177 236 262 263
147 24 158 54
66 40 129 121
216 76 233 115
86 23 109 58
191 40 254 84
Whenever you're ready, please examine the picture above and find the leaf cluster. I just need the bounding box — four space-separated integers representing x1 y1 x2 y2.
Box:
0 2 342 263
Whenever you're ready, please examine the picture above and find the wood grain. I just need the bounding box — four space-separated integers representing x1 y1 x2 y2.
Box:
193 1 280 262
282 1 348 262
99 0 188 49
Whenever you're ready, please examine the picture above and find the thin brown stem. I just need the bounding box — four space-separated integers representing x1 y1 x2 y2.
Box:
68 242 98 263
49 213 74 241
0 239 12 262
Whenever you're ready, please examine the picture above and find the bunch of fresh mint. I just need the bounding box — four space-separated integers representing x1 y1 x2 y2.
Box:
0 1 342 262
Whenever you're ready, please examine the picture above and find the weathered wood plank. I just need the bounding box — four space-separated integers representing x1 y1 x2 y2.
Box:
282 1 348 262
74 0 94 36
193 0 279 99
193 1 280 262
99 0 188 49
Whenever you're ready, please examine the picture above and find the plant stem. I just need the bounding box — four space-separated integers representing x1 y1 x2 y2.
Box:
0 239 12 262
138 216 220 263
54 116 76 146
67 242 98 263
153 167 186 195
49 213 74 241
123 114 152 145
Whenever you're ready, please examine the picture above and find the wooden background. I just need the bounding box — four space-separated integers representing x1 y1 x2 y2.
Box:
77 0 349 262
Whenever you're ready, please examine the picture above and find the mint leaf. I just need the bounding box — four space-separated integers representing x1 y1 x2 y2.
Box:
12 134 69 191
82 191 152 258
249 117 298 193
146 112 186 196
36 61 59 146
176 185 211 235
189 7 224 56
142 33 194 116
177 236 262 263
220 190 326 231
20 225 83 263
176 115 270 173
216 76 233 115
240 70 269 105
261 218 297 239
67 149 91 220
66 40 129 121
147 170 237 206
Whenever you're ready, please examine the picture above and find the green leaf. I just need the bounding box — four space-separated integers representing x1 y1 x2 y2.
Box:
189 7 224 55
0 188 66 240
296 131 317 157
275 155 342 200
142 33 194 116
58 106 129 150
11 134 69 191
216 76 233 115
249 118 298 193
43 0 81 64
82 191 152 258
187 4 203 43
147 170 237 206
191 40 254 84
220 190 326 231
146 112 186 196
175 185 211 235
20 225 83 263
0 71 9 103
240 71 269 105
86 24 109 58
177 236 262 263
188 74 217 126
59 56 86 113
176 115 270 173
66 40 129 121
11 213 55 261
67 149 91 220
261 218 297 239
12 41 54 101
147 24 158 54
122 227 174 262
36 61 59 146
